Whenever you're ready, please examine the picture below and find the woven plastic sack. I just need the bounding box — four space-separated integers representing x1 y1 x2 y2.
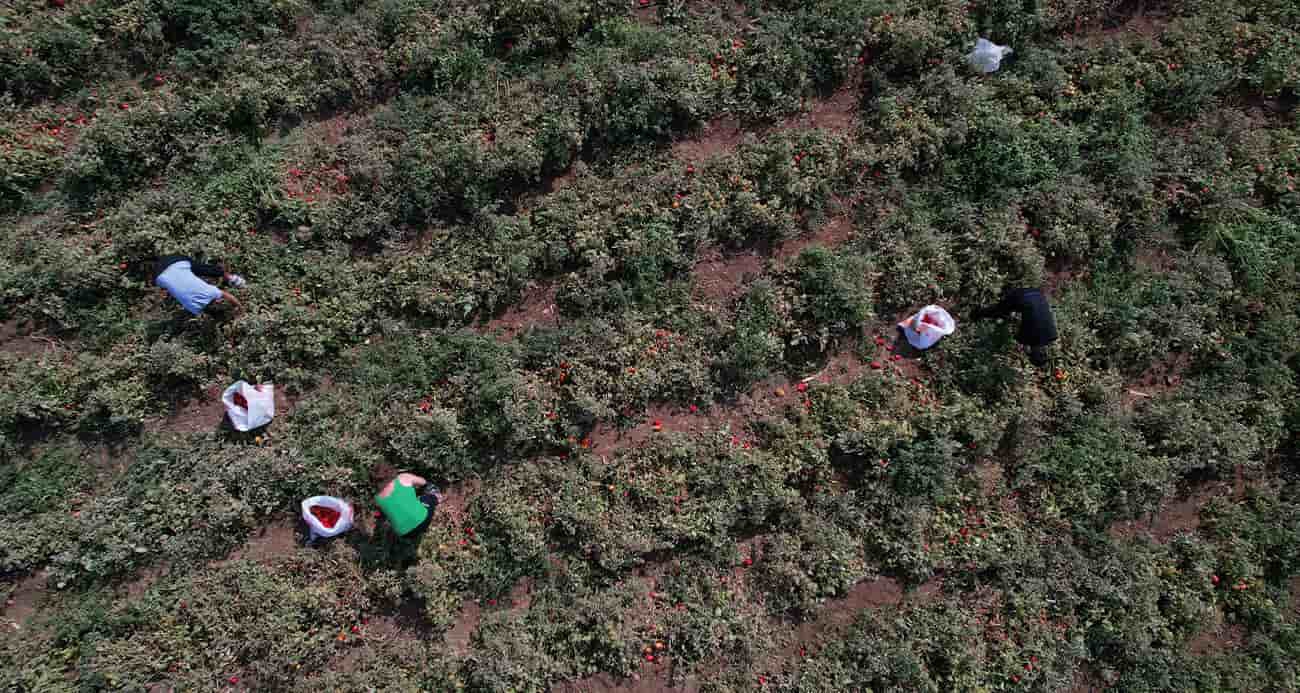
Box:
968 38 1013 74
222 381 275 432
301 496 354 540
899 306 957 350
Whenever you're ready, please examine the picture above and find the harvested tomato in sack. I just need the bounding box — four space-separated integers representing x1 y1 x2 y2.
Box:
309 504 341 528
300 496 353 542
223 381 275 432
898 305 957 350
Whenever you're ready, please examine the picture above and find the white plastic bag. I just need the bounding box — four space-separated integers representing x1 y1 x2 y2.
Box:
899 305 957 350
222 381 275 432
967 38 1013 74
301 496 354 540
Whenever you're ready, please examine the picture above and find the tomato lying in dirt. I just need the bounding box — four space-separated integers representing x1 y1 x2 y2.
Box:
310 505 341 528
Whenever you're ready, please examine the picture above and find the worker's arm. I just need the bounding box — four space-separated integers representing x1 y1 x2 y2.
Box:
219 290 243 311
398 473 427 488
969 293 1014 321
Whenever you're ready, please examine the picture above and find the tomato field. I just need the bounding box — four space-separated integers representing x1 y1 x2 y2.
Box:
2 0 1299 690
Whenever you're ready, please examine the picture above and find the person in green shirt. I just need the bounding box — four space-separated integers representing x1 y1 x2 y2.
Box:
372 463 441 537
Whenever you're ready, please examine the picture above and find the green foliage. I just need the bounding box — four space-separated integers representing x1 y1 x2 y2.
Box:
787 246 874 344
718 281 787 389
787 603 989 691
733 0 875 116
1 0 1299 690
1019 414 1171 530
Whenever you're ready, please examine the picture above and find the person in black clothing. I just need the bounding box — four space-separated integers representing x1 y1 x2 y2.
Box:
969 287 1058 367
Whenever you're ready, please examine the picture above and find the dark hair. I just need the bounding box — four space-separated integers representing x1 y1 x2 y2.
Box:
370 462 399 489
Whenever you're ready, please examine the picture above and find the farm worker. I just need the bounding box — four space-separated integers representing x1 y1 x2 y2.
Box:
373 463 441 537
153 255 245 315
968 287 1058 367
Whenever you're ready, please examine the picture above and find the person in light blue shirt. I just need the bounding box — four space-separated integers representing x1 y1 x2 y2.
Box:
153 255 244 315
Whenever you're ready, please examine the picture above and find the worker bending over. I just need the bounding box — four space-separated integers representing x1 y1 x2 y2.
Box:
969 287 1057 367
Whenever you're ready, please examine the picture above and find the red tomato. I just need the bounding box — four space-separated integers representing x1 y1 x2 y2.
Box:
309 505 341 528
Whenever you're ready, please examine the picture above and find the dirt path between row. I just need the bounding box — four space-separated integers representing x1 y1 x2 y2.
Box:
145 378 327 438
481 284 561 341
1 570 50 633
0 320 58 358
670 83 859 164
1107 469 1273 543
1121 352 1191 410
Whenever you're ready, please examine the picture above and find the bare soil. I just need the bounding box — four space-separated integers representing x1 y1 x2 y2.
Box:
1288 575 1300 623
783 575 941 661
122 563 171 600
671 117 747 162
1122 14 1170 39
1108 481 1231 542
691 246 765 305
974 461 1005 497
1186 610 1245 656
146 383 226 437
690 207 857 313
672 85 860 164
697 0 750 23
369 598 436 641
435 478 482 527
147 380 314 438
585 346 866 459
88 442 133 477
779 88 860 135
543 166 579 194
117 520 302 599
585 401 743 459
774 215 856 261
507 576 535 612
631 3 658 26
1069 663 1110 693
0 320 55 358
481 283 560 340
1 570 49 632
226 518 304 564
1121 351 1191 409
1066 4 1170 48
445 598 482 656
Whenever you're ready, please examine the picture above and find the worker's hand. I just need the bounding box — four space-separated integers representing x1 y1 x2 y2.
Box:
221 290 244 312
